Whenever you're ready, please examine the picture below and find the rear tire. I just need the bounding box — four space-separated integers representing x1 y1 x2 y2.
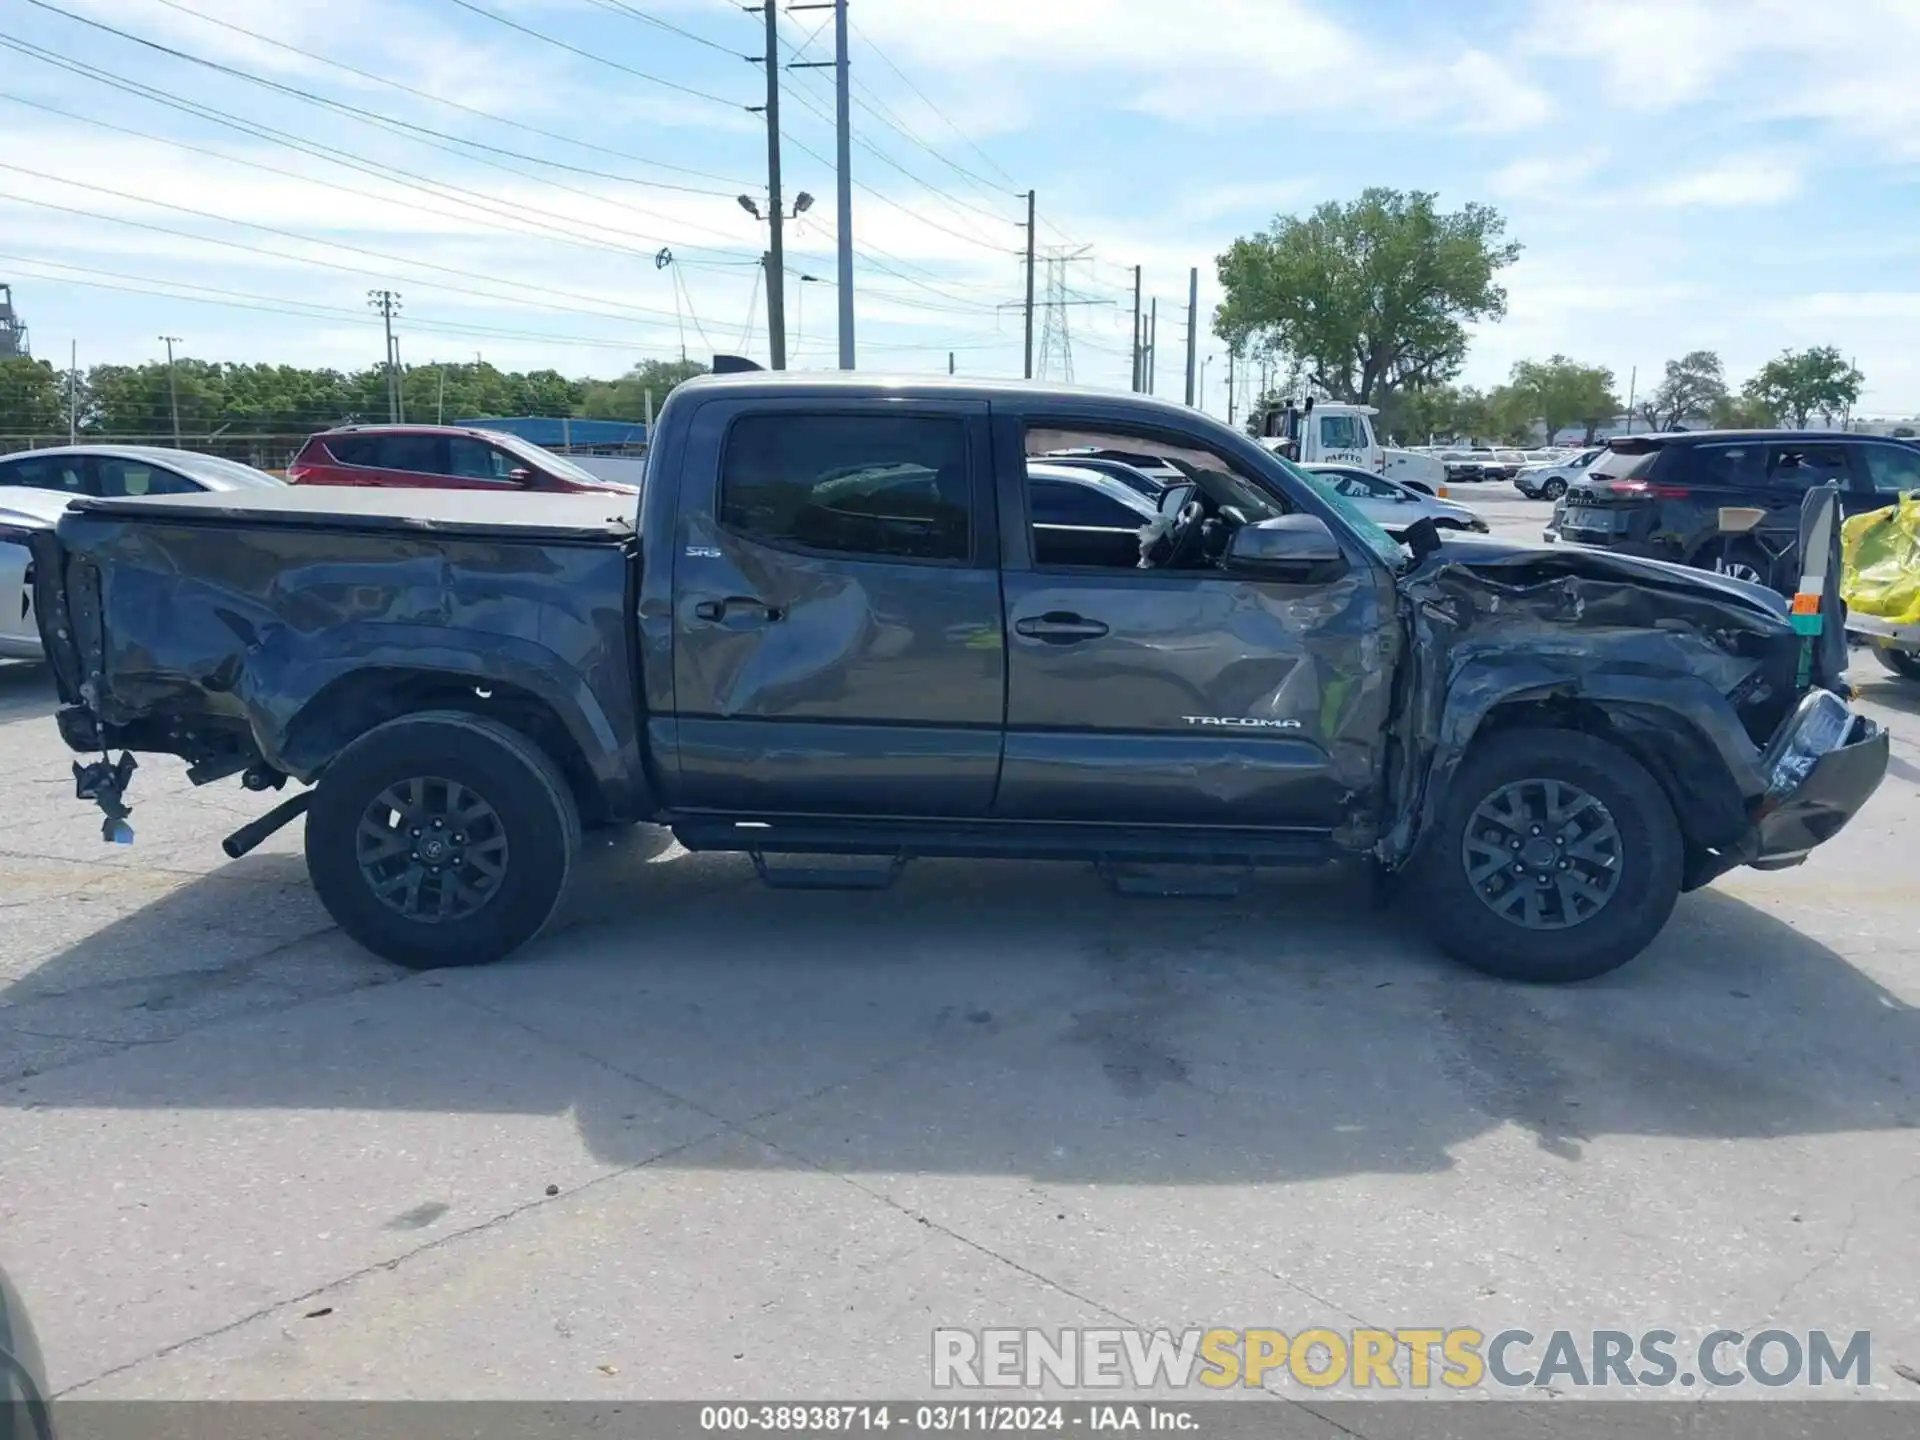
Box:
1410 728 1683 983
1704 539 1774 590
1542 477 1568 500
1874 645 1920 681
305 710 581 969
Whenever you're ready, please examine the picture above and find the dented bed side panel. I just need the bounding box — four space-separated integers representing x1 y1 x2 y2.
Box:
49 510 649 812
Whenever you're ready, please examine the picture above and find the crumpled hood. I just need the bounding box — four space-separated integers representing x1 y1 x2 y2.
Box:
1411 533 1789 623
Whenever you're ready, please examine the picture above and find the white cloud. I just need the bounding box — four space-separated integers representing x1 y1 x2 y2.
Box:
849 0 1554 135
1526 0 1920 160
1644 154 1803 208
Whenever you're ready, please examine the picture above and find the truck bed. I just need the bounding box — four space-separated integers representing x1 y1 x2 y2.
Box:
68 486 637 545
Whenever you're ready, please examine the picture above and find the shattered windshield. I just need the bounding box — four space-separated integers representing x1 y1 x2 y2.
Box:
1281 456 1408 570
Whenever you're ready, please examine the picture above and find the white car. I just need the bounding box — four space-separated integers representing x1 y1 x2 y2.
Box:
0 444 283 500
0 487 75 661
1304 464 1489 537
1513 447 1603 500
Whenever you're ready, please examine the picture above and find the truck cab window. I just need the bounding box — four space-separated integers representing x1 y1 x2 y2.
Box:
1319 414 1363 452
720 413 970 562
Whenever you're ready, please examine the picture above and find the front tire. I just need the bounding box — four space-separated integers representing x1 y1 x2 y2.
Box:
1874 645 1920 681
1411 728 1683 983
1542 477 1568 500
306 711 581 969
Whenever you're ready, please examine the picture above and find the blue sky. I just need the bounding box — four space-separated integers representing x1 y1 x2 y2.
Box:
4 0 1920 418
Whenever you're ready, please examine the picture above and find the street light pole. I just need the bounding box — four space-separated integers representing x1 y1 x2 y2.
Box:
159 334 182 446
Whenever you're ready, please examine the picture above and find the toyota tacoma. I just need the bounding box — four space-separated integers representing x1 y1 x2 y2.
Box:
28 375 1889 983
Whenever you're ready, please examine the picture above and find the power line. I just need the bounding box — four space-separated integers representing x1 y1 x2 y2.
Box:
0 88 754 273
0 29 754 234
432 0 743 109
777 82 1015 255
0 171 707 328
144 0 753 190
578 0 743 56
849 19 1019 188
0 255 691 352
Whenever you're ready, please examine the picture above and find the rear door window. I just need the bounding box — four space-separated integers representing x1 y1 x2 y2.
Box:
1861 442 1920 495
325 436 379 466
1768 444 1850 492
374 434 444 474
1679 444 1766 490
0 456 91 493
720 413 972 563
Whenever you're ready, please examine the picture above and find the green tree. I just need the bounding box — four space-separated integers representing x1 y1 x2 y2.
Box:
1507 355 1621 442
577 358 709 419
1741 347 1863 429
0 357 64 433
1709 392 1776 428
1641 350 1727 431
1213 188 1521 405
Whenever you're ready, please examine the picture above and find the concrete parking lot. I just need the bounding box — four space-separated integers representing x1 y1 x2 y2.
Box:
2 487 1917 1411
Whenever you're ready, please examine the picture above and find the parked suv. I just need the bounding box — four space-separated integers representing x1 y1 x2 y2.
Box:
1556 431 1920 590
288 424 634 493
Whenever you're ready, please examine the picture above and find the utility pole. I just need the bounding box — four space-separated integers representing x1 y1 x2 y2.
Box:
833 0 853 369
790 0 854 367
948 351 955 376
159 335 182 446
1021 190 1036 379
1624 365 1637 435
368 290 401 422
1227 350 1237 427
435 365 446 424
757 0 788 369
1146 300 1157 394
391 335 406 423
68 339 78 444
1130 265 1143 392
1184 267 1199 407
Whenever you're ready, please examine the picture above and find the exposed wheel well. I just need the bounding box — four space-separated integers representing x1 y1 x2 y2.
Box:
1469 696 1750 887
282 669 606 825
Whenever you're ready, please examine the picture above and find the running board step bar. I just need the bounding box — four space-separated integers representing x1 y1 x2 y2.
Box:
671 815 1334 869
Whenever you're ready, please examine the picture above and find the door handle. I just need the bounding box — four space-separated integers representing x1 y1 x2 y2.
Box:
694 596 785 623
1014 611 1109 644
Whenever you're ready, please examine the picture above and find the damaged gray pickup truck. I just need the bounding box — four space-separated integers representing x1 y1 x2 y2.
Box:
30 375 1890 982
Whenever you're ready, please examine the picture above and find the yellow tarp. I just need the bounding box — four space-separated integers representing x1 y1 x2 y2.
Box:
1841 493 1920 626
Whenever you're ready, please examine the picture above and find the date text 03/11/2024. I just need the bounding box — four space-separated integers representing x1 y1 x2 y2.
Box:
699 1405 1196 1432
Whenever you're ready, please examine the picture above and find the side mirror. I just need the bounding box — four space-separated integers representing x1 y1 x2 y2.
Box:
1223 515 1348 584
507 467 534 485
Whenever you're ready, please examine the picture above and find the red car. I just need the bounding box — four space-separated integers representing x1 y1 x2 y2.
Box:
287 424 635 494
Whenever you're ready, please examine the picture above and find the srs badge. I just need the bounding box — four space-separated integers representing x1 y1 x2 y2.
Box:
1181 716 1304 729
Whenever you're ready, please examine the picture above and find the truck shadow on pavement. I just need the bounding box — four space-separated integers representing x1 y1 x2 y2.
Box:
0 660 58 724
2 820 1914 1185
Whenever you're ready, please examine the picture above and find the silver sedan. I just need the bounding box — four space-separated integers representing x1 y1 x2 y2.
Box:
1304 463 1489 538
0 486 75 661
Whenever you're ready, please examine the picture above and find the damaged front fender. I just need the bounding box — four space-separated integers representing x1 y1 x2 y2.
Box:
1383 537 1813 877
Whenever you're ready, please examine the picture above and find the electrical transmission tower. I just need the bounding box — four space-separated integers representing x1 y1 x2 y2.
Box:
1036 245 1092 383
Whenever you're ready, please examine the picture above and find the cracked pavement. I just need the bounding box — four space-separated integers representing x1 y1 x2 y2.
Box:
0 492 1916 1409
